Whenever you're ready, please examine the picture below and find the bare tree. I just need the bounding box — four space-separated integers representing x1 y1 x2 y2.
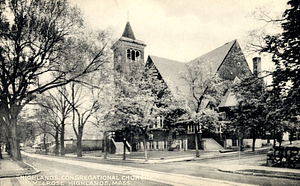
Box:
37 86 73 155
0 0 110 161
68 82 101 157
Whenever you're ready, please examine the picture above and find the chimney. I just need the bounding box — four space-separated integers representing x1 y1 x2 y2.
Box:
253 57 261 77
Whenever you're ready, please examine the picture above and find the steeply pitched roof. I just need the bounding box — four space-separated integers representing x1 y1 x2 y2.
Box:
148 40 247 110
122 22 136 40
148 55 189 97
187 40 236 74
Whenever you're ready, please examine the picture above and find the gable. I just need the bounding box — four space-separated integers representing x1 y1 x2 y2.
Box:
217 41 252 81
219 77 241 108
147 40 252 110
187 40 236 75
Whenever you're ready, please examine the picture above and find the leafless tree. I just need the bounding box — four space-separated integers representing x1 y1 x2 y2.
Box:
0 0 111 161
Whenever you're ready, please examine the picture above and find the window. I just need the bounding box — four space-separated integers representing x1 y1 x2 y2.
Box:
127 49 131 59
149 134 153 140
187 124 201 133
187 124 194 133
131 50 135 60
154 116 164 128
126 49 141 61
160 116 164 128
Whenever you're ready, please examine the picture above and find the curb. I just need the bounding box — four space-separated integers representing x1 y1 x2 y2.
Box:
218 169 300 180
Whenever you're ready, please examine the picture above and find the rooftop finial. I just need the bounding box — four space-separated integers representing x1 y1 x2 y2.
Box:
127 10 129 22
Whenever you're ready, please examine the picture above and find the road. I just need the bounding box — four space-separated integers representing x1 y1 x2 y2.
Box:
22 152 256 186
22 154 168 186
118 153 300 186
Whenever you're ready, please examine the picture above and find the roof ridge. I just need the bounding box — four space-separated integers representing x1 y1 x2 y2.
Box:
149 55 184 63
215 40 237 72
189 39 237 63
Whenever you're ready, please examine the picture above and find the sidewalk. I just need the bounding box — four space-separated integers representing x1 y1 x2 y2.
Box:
217 163 300 180
65 150 228 164
0 152 39 186
0 153 39 178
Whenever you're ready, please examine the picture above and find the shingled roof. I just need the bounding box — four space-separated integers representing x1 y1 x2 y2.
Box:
187 40 236 74
147 55 189 97
147 40 246 109
122 22 136 40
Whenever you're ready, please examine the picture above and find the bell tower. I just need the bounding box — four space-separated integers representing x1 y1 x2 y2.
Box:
111 22 146 73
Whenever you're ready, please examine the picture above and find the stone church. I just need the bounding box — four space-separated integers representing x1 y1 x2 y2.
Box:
111 21 261 152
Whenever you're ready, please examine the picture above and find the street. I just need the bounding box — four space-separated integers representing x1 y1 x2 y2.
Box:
21 151 300 186
23 155 169 186
22 152 257 186
117 153 300 186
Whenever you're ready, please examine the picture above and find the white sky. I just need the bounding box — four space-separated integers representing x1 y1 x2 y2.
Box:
69 0 288 71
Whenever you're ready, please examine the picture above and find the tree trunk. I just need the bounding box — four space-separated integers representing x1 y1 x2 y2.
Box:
10 117 22 161
252 137 256 152
5 142 11 156
239 137 244 151
194 123 199 157
0 146 3 159
143 133 148 161
103 131 107 159
273 128 276 148
76 127 83 157
55 130 59 155
43 132 48 155
123 138 126 160
60 124 65 156
252 129 257 152
167 128 173 150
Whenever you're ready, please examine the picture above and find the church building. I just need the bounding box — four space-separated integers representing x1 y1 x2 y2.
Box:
111 21 260 152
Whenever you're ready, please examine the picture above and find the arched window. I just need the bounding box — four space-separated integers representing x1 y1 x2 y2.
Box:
136 51 140 59
131 50 136 61
127 49 131 59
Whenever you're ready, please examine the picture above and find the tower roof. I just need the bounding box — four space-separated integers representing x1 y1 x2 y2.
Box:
122 22 136 40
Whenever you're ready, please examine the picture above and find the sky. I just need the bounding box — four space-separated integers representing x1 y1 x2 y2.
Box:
69 0 288 72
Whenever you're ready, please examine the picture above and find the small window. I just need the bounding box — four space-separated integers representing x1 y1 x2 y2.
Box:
156 116 160 128
127 49 131 59
188 124 194 133
136 51 140 59
131 50 136 61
